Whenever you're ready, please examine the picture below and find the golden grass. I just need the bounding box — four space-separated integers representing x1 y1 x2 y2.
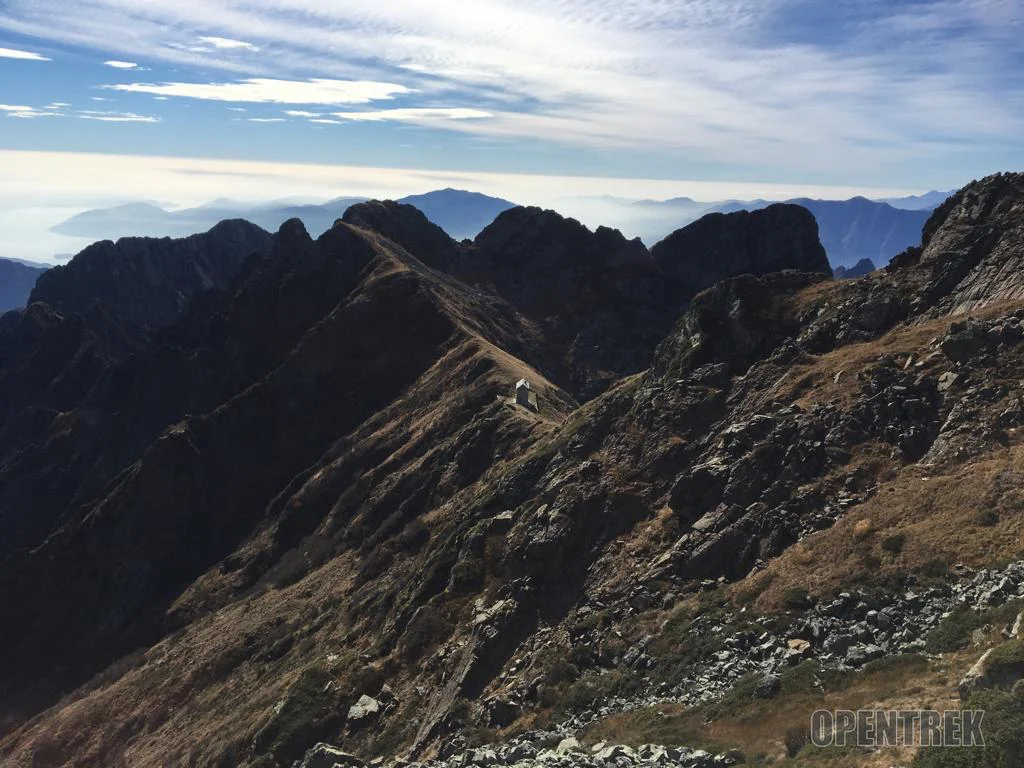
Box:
735 446 1024 612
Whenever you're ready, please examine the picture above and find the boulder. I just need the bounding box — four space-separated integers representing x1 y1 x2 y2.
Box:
298 743 366 768
753 673 781 699
347 694 382 723
959 649 996 700
959 640 1024 700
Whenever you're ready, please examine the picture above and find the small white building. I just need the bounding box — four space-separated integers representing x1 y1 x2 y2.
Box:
515 378 538 410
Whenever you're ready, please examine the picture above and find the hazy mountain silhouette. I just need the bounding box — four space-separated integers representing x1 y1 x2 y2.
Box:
51 189 516 244
0 258 48 313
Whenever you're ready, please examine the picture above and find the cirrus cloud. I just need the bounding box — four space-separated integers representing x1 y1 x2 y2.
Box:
103 78 412 105
104 60 138 69
198 36 259 51
0 0 1020 187
331 107 493 122
78 110 159 123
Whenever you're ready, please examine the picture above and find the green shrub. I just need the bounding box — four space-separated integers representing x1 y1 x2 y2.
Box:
925 606 982 653
976 510 1000 528
913 689 1024 767
401 605 453 660
557 670 644 715
925 602 1024 654
785 724 809 757
882 533 907 554
253 665 342 765
782 587 813 611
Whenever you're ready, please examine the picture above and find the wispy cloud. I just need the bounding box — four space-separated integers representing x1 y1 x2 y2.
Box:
104 60 138 69
248 117 286 123
331 107 493 122
0 45 50 61
104 78 411 105
198 36 259 51
1 103 64 118
0 0 1020 181
78 110 159 123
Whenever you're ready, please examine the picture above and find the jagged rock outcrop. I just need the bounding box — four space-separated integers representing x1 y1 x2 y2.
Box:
908 172 1024 316
30 219 271 349
651 271 827 380
651 203 831 303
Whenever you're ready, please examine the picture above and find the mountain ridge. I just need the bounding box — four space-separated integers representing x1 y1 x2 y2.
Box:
2 173 1024 767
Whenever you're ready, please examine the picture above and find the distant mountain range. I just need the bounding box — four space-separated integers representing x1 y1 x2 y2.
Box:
880 190 953 210
49 187 948 270
0 258 48 313
832 257 877 279
51 188 517 244
628 194 942 267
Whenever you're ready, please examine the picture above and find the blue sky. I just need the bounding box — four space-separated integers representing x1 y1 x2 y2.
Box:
0 0 1021 212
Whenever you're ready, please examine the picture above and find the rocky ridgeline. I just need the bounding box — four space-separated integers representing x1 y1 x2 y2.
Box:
297 739 740 768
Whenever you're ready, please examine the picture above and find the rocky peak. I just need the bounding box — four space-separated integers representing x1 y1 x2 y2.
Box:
342 200 459 271
468 207 668 398
897 172 1024 316
651 203 831 303
29 219 272 348
473 207 650 273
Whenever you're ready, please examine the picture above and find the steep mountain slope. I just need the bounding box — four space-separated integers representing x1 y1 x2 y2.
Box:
2 174 1024 767
31 220 272 349
0 213 577 758
0 222 272 560
0 257 47 312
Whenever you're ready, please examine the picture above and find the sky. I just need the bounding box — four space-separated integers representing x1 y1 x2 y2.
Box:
0 0 1022 261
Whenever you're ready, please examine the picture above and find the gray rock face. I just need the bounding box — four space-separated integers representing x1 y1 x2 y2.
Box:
958 649 996 701
296 743 367 768
912 172 1024 316
957 640 1024 700
651 203 831 303
652 271 828 380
